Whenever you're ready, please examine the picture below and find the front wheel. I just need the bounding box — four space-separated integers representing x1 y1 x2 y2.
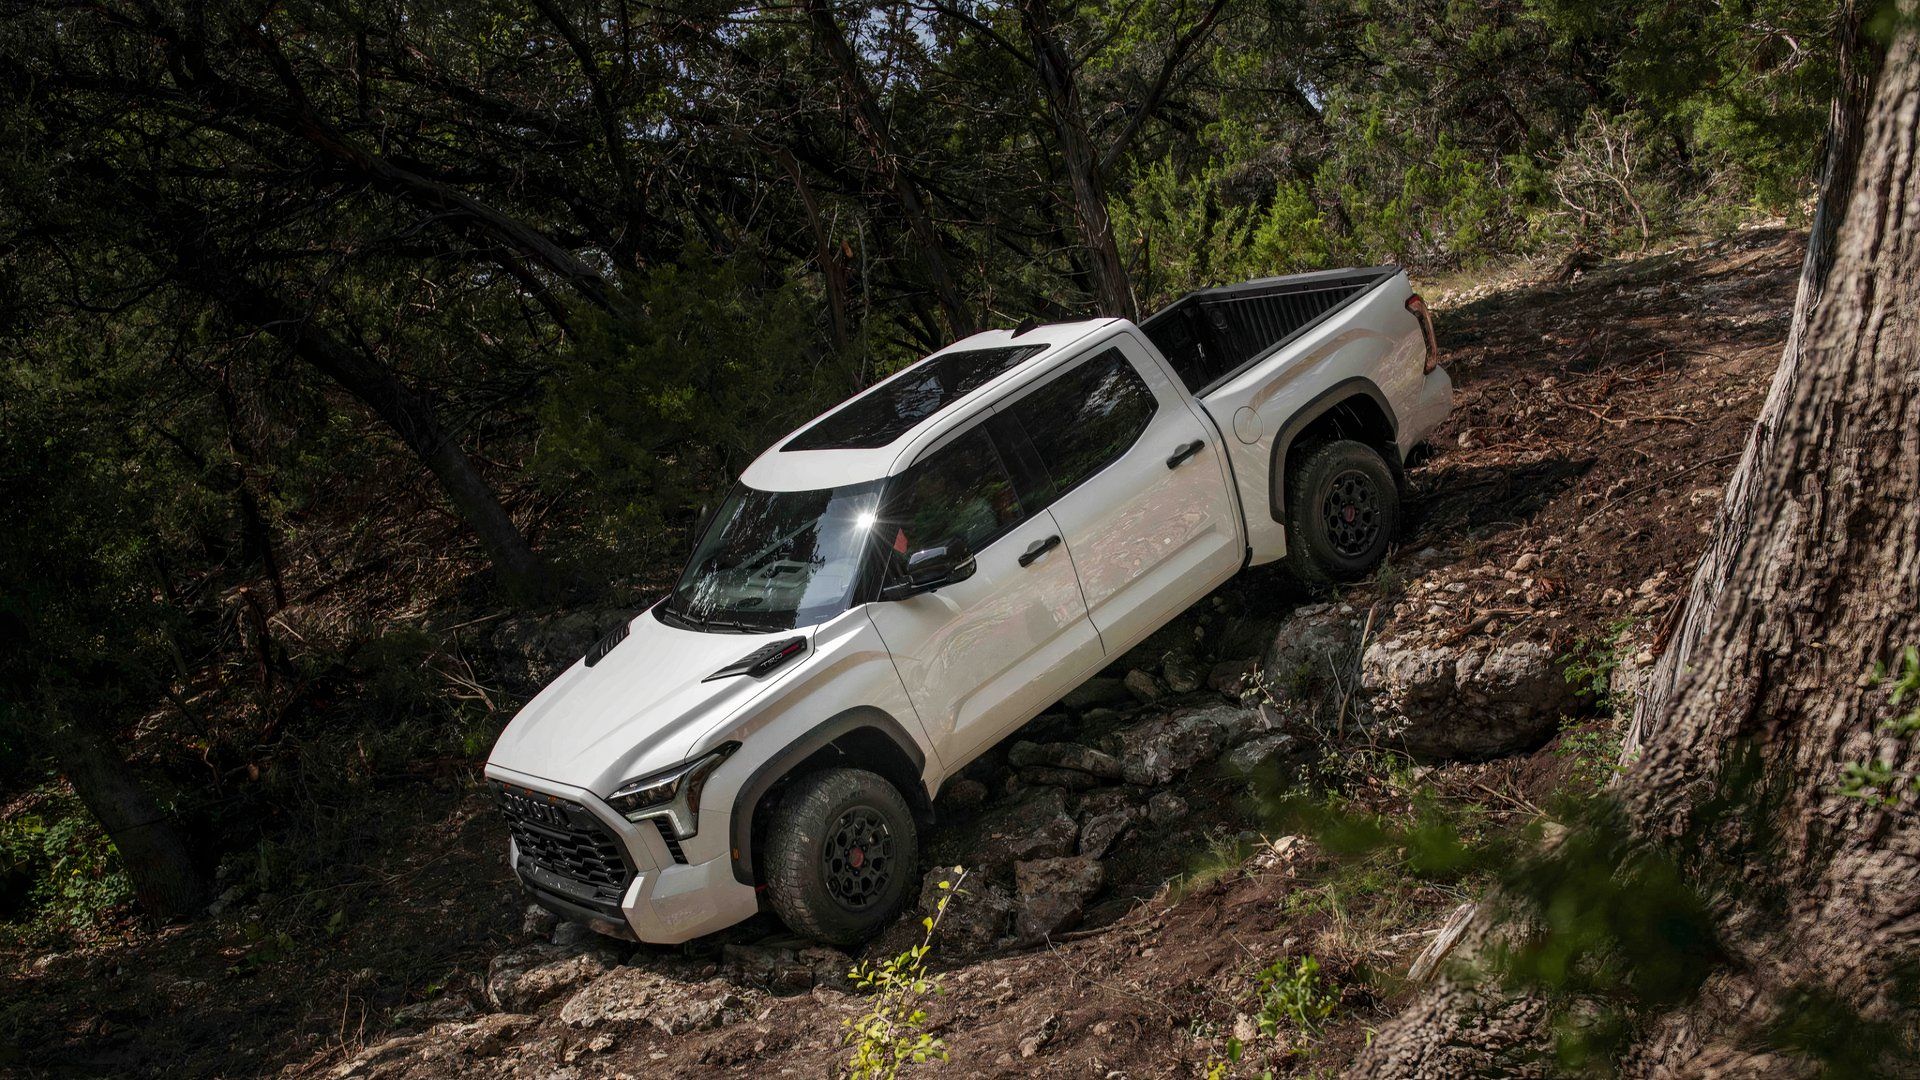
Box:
1283 439 1400 584
762 767 918 946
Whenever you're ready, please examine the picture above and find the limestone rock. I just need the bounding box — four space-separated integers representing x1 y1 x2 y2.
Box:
1111 704 1260 785
1123 669 1165 704
1263 604 1362 699
1223 733 1302 776
1013 856 1106 944
1007 740 1125 780
1146 791 1188 827
969 787 1079 865
485 943 617 1012
558 966 751 1034
1362 637 1582 759
1077 807 1143 858
918 866 1014 954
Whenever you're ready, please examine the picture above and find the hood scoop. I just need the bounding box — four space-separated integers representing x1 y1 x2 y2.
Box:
703 636 807 681
583 620 632 668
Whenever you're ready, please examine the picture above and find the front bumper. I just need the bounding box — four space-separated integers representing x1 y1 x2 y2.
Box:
489 764 760 945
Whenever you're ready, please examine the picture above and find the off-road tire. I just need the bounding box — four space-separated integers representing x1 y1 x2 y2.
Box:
1283 439 1399 584
762 767 918 945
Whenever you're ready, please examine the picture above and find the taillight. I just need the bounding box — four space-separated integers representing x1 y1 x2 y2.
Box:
1406 293 1440 374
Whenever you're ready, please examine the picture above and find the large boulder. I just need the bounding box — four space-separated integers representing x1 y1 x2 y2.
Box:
1223 732 1304 777
1013 856 1106 944
917 866 1015 955
1262 604 1362 699
1008 740 1125 780
1077 807 1143 859
1107 704 1267 785
1362 637 1583 759
558 966 752 1034
484 943 618 1012
968 787 1079 865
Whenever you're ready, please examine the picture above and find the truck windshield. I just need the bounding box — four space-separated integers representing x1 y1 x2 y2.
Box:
657 480 883 633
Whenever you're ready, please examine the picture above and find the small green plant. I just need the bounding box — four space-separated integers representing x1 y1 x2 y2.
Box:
1556 721 1624 794
1876 645 1920 736
1559 619 1636 707
843 867 967 1079
1832 647 1920 806
1253 955 1338 1039
1835 760 1911 807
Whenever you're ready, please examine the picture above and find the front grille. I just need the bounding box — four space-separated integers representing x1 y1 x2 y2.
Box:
496 784 633 914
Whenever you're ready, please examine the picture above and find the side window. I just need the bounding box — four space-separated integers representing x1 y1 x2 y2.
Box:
1007 347 1159 500
882 427 1025 560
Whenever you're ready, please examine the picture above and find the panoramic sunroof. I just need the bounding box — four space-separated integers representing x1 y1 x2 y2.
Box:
782 344 1049 451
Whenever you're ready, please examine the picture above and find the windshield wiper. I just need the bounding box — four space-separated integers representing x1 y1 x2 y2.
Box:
654 604 704 632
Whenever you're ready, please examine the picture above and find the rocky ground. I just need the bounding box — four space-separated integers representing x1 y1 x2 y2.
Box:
0 224 1804 1079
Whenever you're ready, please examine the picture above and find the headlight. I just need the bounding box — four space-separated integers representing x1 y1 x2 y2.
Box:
606 743 738 839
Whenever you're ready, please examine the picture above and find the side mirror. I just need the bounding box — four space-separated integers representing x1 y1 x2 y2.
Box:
879 536 977 601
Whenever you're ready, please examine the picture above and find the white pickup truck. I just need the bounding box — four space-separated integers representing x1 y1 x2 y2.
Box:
487 268 1451 945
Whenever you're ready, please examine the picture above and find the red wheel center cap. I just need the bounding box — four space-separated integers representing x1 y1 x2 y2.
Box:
1344 505 1357 522
849 847 865 869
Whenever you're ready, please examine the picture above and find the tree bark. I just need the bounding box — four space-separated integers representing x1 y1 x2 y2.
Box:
41 714 210 921
1022 0 1136 321
804 0 978 337
1621 0 1882 761
1356 9 1920 1074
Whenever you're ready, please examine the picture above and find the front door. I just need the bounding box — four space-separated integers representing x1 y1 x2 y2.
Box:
863 424 1101 767
996 336 1243 655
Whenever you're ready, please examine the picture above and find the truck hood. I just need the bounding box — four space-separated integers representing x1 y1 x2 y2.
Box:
486 609 804 795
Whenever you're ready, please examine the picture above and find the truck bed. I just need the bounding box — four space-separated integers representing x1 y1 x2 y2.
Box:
1139 267 1399 396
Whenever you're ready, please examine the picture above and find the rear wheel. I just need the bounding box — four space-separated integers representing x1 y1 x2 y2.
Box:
762 767 918 945
1284 439 1399 584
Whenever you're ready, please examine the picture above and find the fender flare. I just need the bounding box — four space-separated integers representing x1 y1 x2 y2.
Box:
726 707 930 886
1268 376 1400 523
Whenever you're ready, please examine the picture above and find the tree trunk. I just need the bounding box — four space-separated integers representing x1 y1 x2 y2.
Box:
1621 0 1882 760
1356 10 1920 1074
804 0 978 338
41 714 210 922
1023 0 1137 321
176 253 551 601
776 147 853 352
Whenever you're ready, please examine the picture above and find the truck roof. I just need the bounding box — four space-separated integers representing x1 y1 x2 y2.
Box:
739 318 1117 492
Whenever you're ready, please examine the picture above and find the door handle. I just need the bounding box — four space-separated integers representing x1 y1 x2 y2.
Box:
1019 534 1062 567
1166 439 1205 469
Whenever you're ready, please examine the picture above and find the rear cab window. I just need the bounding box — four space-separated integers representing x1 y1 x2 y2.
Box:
1001 347 1159 506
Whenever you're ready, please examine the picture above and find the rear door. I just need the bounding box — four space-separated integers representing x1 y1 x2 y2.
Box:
863 424 1103 768
998 335 1243 656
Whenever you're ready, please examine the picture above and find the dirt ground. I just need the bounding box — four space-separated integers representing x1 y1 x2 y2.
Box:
0 224 1804 1079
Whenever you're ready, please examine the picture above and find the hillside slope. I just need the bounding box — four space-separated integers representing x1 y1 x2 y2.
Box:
0 226 1803 1079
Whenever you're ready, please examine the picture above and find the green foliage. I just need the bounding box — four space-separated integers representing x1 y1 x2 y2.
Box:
1559 619 1636 707
843 866 967 1079
1556 722 1625 795
534 247 849 577
0 787 134 939
1253 955 1339 1038
1876 645 1920 736
1833 646 1920 806
1481 799 1728 1074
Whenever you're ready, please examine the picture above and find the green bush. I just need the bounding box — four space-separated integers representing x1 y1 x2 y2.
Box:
0 786 133 939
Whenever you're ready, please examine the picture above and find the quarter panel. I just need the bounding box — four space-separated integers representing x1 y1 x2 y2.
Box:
1197 274 1432 564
